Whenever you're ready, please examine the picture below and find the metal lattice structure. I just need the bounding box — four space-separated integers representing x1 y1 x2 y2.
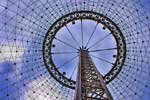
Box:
74 48 113 100
0 0 150 100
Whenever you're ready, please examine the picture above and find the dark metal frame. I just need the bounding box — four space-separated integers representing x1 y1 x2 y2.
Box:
42 11 126 89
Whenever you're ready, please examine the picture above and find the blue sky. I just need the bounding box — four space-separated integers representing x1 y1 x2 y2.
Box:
0 0 150 100
52 19 116 81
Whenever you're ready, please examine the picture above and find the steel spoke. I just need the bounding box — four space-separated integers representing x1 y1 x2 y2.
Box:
90 54 114 65
50 51 78 54
57 55 79 69
85 22 99 48
88 47 117 52
70 62 78 79
65 25 80 47
88 33 111 49
55 37 79 51
81 19 84 47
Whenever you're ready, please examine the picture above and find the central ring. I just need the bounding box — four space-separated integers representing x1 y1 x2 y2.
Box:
43 11 126 89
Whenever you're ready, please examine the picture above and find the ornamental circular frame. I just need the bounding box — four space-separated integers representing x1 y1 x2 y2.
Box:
43 11 126 89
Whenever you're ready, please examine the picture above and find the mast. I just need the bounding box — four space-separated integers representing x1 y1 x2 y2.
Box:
74 48 113 100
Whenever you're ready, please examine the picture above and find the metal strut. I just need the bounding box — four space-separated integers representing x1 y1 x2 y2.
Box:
74 48 113 100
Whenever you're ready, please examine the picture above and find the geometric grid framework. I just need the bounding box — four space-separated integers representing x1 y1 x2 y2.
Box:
43 11 126 89
74 49 113 100
0 0 150 100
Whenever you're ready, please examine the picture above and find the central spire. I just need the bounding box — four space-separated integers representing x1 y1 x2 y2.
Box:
74 47 113 100
79 46 88 51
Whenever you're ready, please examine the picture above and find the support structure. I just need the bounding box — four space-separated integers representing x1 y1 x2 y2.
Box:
74 48 113 100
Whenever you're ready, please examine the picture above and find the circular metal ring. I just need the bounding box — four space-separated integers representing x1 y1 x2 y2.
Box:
43 11 126 89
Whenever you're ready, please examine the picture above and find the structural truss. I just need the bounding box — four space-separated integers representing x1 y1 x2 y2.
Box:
0 0 150 100
74 48 113 100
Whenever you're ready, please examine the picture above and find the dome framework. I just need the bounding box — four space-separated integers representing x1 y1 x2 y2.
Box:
0 0 150 100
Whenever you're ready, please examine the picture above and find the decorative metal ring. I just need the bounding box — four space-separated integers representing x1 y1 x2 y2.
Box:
43 11 126 89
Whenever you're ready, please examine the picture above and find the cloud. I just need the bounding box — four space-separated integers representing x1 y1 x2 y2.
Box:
25 76 72 100
25 76 53 100
0 42 24 62
25 77 60 100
